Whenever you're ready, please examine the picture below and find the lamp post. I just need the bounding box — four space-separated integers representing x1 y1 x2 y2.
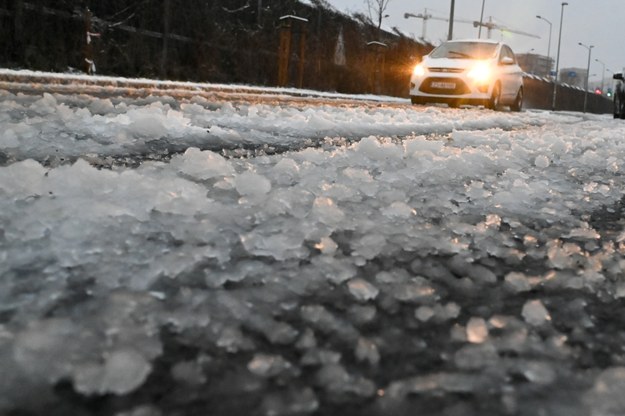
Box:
595 58 606 93
536 15 552 75
478 0 486 38
448 0 455 40
578 42 594 113
551 2 568 111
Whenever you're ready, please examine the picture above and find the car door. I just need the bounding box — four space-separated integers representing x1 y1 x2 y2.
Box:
498 45 522 100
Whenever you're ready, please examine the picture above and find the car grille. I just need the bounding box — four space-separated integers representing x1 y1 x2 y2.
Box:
419 77 470 95
428 67 464 74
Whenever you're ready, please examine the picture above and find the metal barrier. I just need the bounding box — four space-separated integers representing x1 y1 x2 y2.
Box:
523 75 613 114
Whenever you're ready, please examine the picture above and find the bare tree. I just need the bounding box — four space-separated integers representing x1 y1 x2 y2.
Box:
364 0 391 38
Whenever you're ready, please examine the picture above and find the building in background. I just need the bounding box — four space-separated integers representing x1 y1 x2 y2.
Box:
559 67 587 88
516 53 553 78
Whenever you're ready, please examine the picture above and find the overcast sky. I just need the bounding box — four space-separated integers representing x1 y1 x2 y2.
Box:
324 0 623 84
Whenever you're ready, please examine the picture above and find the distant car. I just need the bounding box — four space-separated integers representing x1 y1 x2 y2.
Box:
409 39 524 111
612 73 625 118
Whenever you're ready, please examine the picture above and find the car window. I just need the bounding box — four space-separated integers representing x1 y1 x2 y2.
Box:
500 46 516 63
430 42 498 60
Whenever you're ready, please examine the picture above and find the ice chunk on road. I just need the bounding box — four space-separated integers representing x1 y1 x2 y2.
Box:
454 343 499 370
247 353 295 378
171 147 235 179
74 349 152 395
315 237 338 255
235 171 272 196
383 201 416 218
311 197 345 225
261 387 319 416
504 272 532 292
355 337 380 366
0 158 47 197
584 367 625 416
347 278 379 301
355 136 403 161
521 300 551 326
466 317 489 344
534 155 550 168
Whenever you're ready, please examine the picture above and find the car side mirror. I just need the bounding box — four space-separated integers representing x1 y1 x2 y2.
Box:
614 73 624 81
500 57 515 66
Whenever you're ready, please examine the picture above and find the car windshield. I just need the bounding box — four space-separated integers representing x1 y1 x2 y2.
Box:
430 42 498 60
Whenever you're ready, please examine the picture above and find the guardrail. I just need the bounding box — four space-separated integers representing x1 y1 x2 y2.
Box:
523 74 613 114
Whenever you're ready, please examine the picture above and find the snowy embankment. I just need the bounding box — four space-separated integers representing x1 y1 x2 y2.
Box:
2 78 625 415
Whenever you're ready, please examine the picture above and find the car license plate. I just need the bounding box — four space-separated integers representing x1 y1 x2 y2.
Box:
431 81 456 89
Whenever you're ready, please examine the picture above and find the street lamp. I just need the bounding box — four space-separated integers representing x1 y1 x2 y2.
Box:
595 58 607 93
579 42 594 113
551 2 568 111
536 15 552 73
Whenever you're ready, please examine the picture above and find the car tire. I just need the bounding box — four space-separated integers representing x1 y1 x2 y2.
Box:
510 88 523 112
614 94 623 119
411 96 424 105
487 83 501 110
448 100 461 108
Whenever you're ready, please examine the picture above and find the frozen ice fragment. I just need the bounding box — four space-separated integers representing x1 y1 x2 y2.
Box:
311 197 345 225
172 147 235 179
347 278 379 301
383 201 416 218
520 361 556 385
355 337 380 366
261 387 319 416
504 272 532 292
415 306 435 322
584 367 625 416
454 343 499 370
171 361 207 385
534 155 550 168
466 317 489 344
74 349 152 395
235 171 272 196
521 300 551 326
315 236 338 255
247 353 293 378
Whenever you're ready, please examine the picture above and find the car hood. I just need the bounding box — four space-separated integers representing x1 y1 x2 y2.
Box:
422 57 490 70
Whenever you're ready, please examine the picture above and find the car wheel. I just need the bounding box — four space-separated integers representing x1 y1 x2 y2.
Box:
487 83 501 110
510 88 523 112
411 96 424 105
615 94 623 119
448 100 461 108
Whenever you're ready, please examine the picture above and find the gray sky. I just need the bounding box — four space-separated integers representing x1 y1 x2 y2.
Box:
325 0 623 85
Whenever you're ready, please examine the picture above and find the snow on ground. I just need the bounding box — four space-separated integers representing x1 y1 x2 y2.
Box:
2 79 625 415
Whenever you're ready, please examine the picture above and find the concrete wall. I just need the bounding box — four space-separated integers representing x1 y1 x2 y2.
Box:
523 75 613 114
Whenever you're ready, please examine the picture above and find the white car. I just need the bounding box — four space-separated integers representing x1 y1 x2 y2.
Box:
409 39 524 111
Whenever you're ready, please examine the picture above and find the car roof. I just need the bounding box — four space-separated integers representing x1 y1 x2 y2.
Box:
444 38 501 45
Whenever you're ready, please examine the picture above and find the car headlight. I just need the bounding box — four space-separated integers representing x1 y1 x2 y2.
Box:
467 62 492 84
412 64 426 78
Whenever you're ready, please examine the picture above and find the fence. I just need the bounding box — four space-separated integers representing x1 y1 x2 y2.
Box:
0 0 430 98
523 75 613 114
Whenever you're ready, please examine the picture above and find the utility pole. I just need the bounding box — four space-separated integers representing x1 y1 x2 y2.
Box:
160 0 171 78
552 2 568 111
579 42 593 113
478 0 486 38
448 0 455 40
